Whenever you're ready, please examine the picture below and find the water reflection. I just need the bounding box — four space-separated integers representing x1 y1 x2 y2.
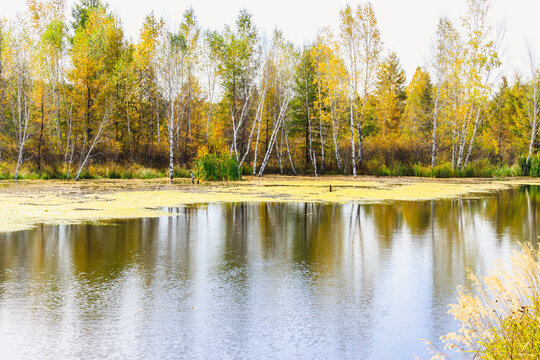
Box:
0 186 539 359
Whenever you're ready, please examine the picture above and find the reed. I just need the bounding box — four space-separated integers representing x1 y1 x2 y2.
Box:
427 243 540 359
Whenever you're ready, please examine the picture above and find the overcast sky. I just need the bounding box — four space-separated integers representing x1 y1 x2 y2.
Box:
3 0 539 80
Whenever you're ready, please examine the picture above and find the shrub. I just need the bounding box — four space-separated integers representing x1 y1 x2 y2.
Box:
173 166 191 179
432 163 453 178
121 169 134 179
363 135 430 166
427 244 540 360
241 163 253 176
492 164 520 177
519 157 530 176
75 171 96 180
107 168 122 179
135 168 163 179
194 151 241 181
374 165 391 177
519 156 540 177
531 157 540 177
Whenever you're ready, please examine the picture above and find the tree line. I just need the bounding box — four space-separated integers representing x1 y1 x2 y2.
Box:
0 0 539 180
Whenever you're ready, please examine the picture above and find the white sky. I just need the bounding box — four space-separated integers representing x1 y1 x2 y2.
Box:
2 0 539 80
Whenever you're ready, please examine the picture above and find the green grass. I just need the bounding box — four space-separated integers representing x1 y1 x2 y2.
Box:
369 161 520 178
193 152 241 181
0 158 527 181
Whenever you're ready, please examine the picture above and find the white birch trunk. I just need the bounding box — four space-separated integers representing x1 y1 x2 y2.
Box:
349 96 357 177
75 108 111 181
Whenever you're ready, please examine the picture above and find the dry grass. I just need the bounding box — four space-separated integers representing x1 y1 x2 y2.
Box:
427 243 540 360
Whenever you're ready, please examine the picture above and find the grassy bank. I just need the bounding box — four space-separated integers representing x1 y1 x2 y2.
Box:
0 176 534 233
0 159 527 181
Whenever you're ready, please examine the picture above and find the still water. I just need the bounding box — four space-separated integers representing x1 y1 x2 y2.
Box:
0 186 539 360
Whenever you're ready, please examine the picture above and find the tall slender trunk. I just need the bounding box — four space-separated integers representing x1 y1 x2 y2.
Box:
317 81 325 169
284 127 296 175
451 124 457 171
463 107 482 169
184 70 192 165
14 79 29 181
38 91 44 173
457 107 472 169
168 99 174 182
253 114 262 175
63 103 73 175
305 104 309 170
527 82 539 164
278 127 283 174
126 98 132 160
75 110 109 181
206 102 212 144
252 83 268 175
329 94 342 171
305 73 317 177
431 85 440 168
156 102 160 145
86 85 92 141
258 95 292 176
527 120 538 165
349 96 357 177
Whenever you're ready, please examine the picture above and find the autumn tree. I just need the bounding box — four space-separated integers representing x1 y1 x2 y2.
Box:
339 4 360 176
134 12 162 159
427 16 458 167
214 10 260 160
402 67 432 142
3 17 35 180
375 52 406 137
201 30 220 144
178 8 200 165
155 22 186 181
312 30 349 172
456 0 502 169
27 0 67 171
70 2 123 179
257 32 298 176
291 45 318 176
524 43 540 164
356 2 382 164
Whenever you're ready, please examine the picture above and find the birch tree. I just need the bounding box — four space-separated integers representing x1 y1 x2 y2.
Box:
525 42 540 164
5 19 34 180
427 17 457 167
214 10 260 161
258 35 298 176
457 0 503 169
201 30 220 143
0 19 5 162
74 105 112 181
357 2 382 164
178 8 200 165
339 4 360 177
135 12 162 150
28 0 67 170
155 24 186 181
312 31 347 172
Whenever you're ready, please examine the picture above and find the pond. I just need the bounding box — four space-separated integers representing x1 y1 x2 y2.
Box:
0 186 539 359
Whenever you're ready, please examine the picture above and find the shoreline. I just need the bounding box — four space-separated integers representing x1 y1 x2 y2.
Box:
1 175 539 234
